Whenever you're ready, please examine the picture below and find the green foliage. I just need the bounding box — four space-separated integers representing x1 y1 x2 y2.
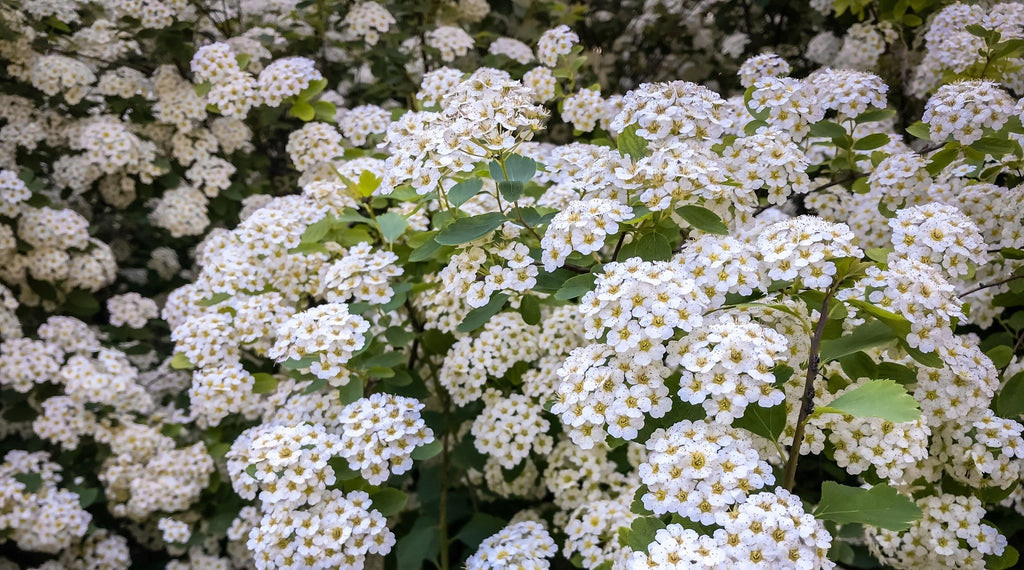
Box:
447 179 483 207
676 205 729 235
816 380 921 423
616 124 649 159
814 482 922 531
457 293 509 333
435 213 507 245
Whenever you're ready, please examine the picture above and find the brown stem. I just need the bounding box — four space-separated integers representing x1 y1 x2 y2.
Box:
783 289 833 491
534 261 590 274
960 274 1024 297
754 174 859 216
610 231 628 263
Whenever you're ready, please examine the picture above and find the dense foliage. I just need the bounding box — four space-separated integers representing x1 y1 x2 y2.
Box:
1 0 1024 568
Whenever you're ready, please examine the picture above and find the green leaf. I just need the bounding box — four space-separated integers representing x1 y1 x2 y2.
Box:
297 78 327 100
519 295 541 325
497 180 524 201
457 293 509 333
617 124 649 159
816 380 921 423
987 546 1020 570
64 289 100 317
744 119 768 135
839 351 878 381
312 100 336 122
630 485 649 515
820 321 895 362
454 513 507 550
991 38 1024 60
208 442 230 459
855 109 896 124
847 299 910 334
970 137 1018 157
906 121 931 141
997 371 1024 418
252 373 278 394
677 205 729 235
965 24 991 38
370 487 407 516
902 13 923 26
488 160 506 182
335 208 372 223
355 171 381 197
303 377 328 394
170 353 193 370
281 355 319 369
627 517 666 553
899 339 944 368
617 232 673 261
339 377 363 404
864 247 892 263
435 212 506 245
384 326 415 346
396 521 439 568
301 216 332 243
376 212 408 243
926 146 959 176
74 487 99 508
411 439 442 461
504 154 537 182
14 472 42 493
409 233 444 262
986 345 1013 369
853 133 890 151
194 293 232 309
809 120 848 140
555 273 597 300
814 482 921 531
876 362 918 385
516 206 557 227
733 402 787 442
448 179 483 207
1000 247 1024 260
289 100 315 121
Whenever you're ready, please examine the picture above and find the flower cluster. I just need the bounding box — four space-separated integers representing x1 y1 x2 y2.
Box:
336 393 434 485
107 292 159 328
0 450 92 554
666 314 788 422
440 312 543 405
922 81 1017 145
317 242 403 304
5 3 1024 569
562 495 636 568
471 391 553 469
268 303 370 385
889 203 987 277
466 521 556 569
639 419 775 523
340 2 395 46
541 199 632 271
867 494 1007 569
536 25 579 67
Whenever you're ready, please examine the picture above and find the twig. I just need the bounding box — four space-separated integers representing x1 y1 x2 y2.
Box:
610 231 627 263
533 261 590 274
783 289 833 491
960 274 1024 297
754 175 858 216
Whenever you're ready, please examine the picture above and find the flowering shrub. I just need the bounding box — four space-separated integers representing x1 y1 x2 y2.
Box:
1 0 1024 569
